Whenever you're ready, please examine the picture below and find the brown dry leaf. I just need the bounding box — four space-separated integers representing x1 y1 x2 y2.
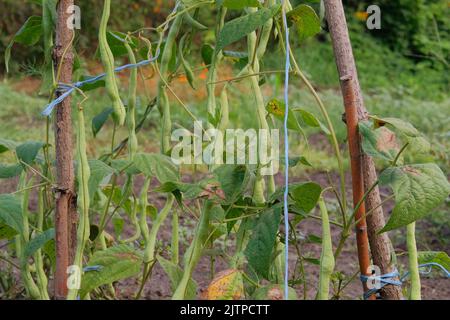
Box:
204 269 244 300
376 127 399 153
199 183 226 200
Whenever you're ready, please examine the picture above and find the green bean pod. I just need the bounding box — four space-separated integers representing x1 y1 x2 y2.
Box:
138 178 151 245
247 6 276 199
171 210 179 265
183 12 208 31
122 200 141 244
158 14 183 154
68 107 91 300
35 187 50 300
206 7 227 128
99 0 126 126
178 34 196 90
17 174 41 299
143 194 175 265
124 39 138 160
173 201 213 300
317 197 335 300
407 222 421 300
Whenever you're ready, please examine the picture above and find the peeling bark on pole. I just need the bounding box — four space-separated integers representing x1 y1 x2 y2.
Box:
54 0 76 300
324 0 403 299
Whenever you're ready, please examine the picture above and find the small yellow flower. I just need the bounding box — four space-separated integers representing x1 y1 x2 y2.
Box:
354 11 369 21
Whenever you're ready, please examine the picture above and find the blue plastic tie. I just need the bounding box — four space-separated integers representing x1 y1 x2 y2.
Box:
360 262 450 299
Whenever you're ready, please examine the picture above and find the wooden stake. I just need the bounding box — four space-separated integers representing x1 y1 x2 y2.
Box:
324 0 403 299
54 0 77 300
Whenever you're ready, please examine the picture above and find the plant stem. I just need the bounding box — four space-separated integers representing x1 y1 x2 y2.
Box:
407 222 421 300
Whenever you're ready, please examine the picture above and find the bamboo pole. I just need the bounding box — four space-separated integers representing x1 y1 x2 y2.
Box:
54 0 77 300
324 0 403 299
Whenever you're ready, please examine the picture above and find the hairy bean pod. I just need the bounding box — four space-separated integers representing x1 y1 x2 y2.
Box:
99 0 126 126
35 187 50 300
407 222 421 300
178 34 196 90
138 178 151 246
173 201 213 300
122 200 141 244
124 39 138 161
143 194 175 265
159 13 183 154
183 12 208 30
247 5 276 200
206 7 227 128
16 174 41 299
67 106 91 300
171 210 179 265
317 197 335 300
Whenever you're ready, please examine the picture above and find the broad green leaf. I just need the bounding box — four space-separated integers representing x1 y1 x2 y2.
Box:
252 284 298 300
134 153 180 183
89 225 100 242
216 5 281 51
157 255 197 299
359 121 400 162
214 165 249 204
24 228 55 259
0 223 18 240
418 251 450 272
88 160 114 201
16 141 45 165
281 156 312 168
286 4 321 41
78 75 106 92
297 109 330 135
201 44 214 67
379 164 450 232
0 164 23 179
266 99 303 133
102 186 133 216
155 178 223 201
112 215 124 238
290 182 322 214
105 31 138 58
0 194 23 234
223 0 260 10
80 245 143 298
375 117 420 137
5 16 43 72
0 139 18 154
43 239 56 267
92 107 114 138
109 159 140 175
374 117 430 153
204 269 244 300
244 207 281 279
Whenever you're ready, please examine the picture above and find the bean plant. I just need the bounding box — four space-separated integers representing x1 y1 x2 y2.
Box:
0 0 449 301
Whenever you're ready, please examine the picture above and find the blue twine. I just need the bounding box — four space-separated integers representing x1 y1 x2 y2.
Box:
281 0 291 301
41 55 159 117
41 0 183 117
360 263 450 299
